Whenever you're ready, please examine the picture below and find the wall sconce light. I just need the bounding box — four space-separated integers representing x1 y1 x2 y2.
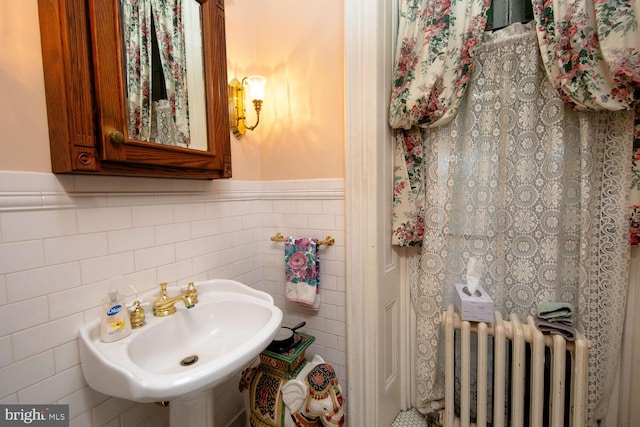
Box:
229 75 266 139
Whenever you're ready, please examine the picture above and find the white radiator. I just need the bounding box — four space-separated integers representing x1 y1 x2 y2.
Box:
441 306 589 427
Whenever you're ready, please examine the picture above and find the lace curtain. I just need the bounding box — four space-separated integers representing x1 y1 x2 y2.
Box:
401 23 633 425
530 0 640 246
122 0 190 144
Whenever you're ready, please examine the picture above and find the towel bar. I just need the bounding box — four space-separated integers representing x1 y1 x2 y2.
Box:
270 232 335 246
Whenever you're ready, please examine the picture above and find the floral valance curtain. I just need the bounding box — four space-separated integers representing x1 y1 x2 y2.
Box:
122 0 190 144
531 0 640 246
122 0 153 141
532 0 638 111
389 0 492 130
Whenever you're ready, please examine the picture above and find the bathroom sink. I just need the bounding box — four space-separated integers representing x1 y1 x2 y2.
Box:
78 279 283 402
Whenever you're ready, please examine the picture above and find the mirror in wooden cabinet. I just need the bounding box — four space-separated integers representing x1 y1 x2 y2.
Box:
38 0 231 179
122 0 207 151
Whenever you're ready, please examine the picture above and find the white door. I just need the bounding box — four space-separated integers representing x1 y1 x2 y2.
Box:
375 173 405 426
345 0 405 425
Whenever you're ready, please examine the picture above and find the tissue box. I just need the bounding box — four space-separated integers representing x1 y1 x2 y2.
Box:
454 283 495 323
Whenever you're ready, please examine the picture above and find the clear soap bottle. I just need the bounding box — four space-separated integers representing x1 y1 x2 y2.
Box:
100 290 132 342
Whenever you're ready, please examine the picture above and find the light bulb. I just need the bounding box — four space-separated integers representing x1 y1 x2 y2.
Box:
245 75 266 102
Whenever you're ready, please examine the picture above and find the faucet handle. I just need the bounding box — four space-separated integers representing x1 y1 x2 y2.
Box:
159 282 168 296
129 300 146 329
185 282 198 304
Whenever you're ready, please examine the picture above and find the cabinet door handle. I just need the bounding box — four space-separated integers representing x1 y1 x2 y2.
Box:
110 131 125 144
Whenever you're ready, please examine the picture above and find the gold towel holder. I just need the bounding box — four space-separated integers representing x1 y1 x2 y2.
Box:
270 232 335 246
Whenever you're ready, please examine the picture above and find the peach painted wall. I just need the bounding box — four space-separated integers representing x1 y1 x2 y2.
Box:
253 0 345 180
0 0 51 173
225 0 345 180
0 0 345 181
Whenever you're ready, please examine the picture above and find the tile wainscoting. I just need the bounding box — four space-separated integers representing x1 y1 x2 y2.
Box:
0 171 345 427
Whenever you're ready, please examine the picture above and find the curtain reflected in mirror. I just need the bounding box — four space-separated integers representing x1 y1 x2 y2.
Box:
121 0 207 151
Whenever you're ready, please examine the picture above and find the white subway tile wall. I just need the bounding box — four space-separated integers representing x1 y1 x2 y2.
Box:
0 172 345 427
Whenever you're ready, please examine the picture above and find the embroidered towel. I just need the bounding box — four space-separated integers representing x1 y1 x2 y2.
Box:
284 236 320 310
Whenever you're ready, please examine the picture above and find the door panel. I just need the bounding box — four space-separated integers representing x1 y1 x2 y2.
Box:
345 0 403 424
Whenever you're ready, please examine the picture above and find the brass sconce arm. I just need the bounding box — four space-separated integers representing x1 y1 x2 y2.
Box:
245 99 263 131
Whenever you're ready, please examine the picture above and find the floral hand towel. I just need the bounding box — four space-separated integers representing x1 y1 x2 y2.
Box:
285 236 320 310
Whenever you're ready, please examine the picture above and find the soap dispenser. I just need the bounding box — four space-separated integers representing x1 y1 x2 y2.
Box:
100 290 132 342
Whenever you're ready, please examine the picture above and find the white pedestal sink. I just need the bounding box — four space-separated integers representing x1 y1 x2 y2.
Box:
169 389 215 426
78 279 283 426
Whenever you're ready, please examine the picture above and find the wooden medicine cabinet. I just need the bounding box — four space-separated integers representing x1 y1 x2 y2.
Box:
38 0 232 179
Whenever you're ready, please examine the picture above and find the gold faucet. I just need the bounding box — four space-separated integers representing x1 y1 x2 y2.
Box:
153 282 198 317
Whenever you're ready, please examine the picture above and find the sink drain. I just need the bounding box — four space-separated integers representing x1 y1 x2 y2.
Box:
180 355 199 366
